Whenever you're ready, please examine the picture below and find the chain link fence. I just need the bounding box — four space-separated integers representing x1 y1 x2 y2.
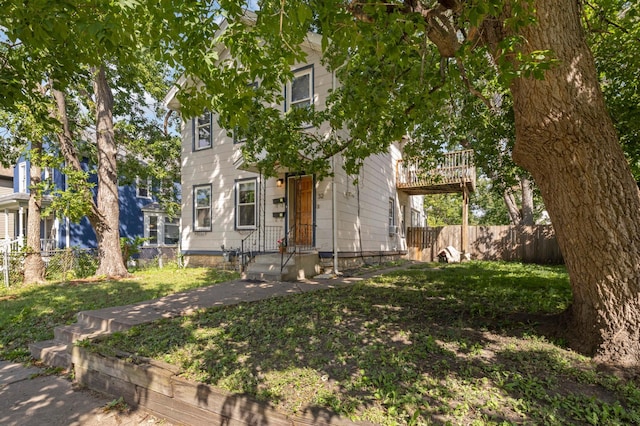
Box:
2 248 99 287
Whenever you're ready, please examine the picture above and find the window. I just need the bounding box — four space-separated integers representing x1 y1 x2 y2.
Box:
287 66 313 111
18 163 27 193
164 217 180 245
193 110 212 151
235 179 257 229
144 214 179 246
148 216 158 244
136 177 152 198
194 184 212 231
411 208 423 227
389 198 395 228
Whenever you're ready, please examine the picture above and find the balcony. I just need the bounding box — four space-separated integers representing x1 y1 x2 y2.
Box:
396 149 476 195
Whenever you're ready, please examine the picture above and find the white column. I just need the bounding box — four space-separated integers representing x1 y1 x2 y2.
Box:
65 216 70 248
18 206 24 247
3 209 8 240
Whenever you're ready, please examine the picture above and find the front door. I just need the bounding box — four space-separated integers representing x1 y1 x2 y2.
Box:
288 175 313 247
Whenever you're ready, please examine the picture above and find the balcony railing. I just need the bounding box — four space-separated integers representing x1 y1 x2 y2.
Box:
396 149 476 194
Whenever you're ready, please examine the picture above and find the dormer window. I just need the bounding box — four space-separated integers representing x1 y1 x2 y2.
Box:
193 110 212 151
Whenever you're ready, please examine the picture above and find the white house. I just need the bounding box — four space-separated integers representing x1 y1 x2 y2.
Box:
164 27 457 280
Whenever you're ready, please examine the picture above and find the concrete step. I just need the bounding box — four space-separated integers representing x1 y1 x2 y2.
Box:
54 324 110 345
29 340 71 370
252 253 285 265
76 311 132 333
244 270 284 281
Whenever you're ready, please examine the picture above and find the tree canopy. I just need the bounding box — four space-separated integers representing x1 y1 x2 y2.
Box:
3 0 640 363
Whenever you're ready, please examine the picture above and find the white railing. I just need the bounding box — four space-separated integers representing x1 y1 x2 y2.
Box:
1 238 23 254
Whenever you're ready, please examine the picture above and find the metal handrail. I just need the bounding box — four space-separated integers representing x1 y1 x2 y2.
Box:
279 223 314 272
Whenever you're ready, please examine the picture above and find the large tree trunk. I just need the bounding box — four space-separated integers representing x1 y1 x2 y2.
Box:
93 65 129 278
23 142 46 284
51 82 128 277
507 0 640 365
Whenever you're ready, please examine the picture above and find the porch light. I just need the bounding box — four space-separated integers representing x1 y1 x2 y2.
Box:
276 178 284 188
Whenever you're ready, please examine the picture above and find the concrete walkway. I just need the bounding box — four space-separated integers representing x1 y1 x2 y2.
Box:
1 269 383 425
0 360 172 425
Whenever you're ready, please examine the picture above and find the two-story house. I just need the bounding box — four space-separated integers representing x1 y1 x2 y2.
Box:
0 155 179 263
165 26 434 281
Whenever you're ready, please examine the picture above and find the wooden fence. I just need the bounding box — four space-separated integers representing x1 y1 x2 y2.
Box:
406 225 563 264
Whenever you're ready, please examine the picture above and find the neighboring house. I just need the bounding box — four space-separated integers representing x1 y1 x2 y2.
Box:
0 155 179 262
0 166 15 240
164 23 465 280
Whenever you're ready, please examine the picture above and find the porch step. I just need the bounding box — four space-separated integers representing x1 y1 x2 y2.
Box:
244 252 320 281
29 340 71 370
244 253 288 281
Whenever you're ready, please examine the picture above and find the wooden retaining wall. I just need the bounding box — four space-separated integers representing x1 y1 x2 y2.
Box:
72 346 364 426
406 225 563 264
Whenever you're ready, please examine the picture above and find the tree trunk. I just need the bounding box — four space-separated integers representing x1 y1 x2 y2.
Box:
503 188 521 225
507 0 640 365
520 176 534 226
51 84 129 279
93 65 129 278
23 142 46 284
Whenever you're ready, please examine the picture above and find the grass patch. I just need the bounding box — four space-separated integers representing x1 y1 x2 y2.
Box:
0 264 238 362
95 261 640 424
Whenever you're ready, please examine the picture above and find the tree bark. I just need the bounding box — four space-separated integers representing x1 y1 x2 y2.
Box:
505 0 640 365
520 176 534 226
93 65 129 278
50 72 129 279
503 188 521 225
23 141 46 284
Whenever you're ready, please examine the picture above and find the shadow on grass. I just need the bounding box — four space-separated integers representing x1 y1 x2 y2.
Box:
0 267 238 362
94 262 640 424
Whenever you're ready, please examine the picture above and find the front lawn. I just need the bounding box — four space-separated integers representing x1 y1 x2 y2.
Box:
0 265 238 362
94 261 640 425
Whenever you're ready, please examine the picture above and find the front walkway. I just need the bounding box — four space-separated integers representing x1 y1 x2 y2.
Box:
7 266 408 425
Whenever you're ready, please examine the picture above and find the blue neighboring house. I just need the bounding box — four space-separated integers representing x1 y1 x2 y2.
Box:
0 154 179 260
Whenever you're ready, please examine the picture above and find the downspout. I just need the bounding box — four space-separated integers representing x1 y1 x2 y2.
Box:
331 69 339 276
332 156 339 276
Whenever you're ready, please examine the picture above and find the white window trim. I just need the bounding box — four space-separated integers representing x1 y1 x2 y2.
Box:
193 110 212 151
235 178 257 230
136 177 152 198
286 65 313 111
18 163 27 193
143 213 180 247
194 184 212 232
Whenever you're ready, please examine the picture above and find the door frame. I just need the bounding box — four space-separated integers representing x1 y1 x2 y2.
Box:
286 173 315 248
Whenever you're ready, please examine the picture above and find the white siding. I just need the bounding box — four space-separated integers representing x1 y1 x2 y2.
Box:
178 42 424 256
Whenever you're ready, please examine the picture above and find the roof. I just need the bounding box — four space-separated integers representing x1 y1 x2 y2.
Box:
0 166 13 179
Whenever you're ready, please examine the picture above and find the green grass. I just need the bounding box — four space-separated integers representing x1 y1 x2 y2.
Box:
0 265 238 362
92 261 640 424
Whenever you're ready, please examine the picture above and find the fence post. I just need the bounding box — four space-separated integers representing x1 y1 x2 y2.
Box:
2 249 8 287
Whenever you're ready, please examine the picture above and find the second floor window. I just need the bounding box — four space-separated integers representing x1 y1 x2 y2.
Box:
288 66 313 110
193 110 212 151
136 177 152 198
